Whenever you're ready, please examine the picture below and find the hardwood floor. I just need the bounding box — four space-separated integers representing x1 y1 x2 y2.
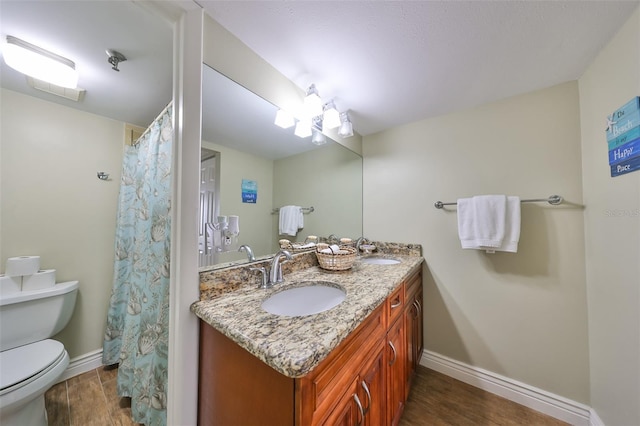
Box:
45 366 141 426
45 365 566 425
400 366 569 426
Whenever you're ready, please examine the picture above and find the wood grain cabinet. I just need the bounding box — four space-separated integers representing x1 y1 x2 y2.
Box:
404 270 424 395
198 268 423 425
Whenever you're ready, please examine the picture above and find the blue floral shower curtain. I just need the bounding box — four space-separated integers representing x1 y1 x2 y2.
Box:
103 103 173 426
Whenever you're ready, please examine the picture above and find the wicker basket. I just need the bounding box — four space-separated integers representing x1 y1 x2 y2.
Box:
315 245 357 271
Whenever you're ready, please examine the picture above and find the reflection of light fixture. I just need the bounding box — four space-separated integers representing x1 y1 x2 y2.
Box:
294 118 312 138
311 129 327 145
303 84 323 117
322 101 341 131
338 111 354 138
274 109 295 128
3 36 78 88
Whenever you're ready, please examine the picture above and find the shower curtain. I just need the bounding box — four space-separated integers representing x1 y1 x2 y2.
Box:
103 103 173 426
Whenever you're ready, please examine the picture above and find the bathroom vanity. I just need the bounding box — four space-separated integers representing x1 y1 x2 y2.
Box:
192 246 423 425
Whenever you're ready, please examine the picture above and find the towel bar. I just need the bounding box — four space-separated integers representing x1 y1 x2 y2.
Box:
271 206 315 214
434 195 563 209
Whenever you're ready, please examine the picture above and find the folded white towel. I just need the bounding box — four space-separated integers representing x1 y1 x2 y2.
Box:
458 195 506 249
278 205 304 236
457 195 521 253
495 196 521 253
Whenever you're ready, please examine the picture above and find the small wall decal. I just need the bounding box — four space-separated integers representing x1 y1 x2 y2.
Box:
607 96 640 177
241 179 257 203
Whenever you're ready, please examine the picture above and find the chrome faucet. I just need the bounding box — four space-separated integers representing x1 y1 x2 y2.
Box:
238 244 255 262
269 249 292 286
355 237 369 254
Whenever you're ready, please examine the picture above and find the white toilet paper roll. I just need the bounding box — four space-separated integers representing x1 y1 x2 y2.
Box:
5 256 40 276
0 274 22 295
22 269 56 292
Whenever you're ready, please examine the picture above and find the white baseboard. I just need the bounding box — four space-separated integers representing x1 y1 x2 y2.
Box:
420 350 593 426
589 408 605 426
57 348 104 383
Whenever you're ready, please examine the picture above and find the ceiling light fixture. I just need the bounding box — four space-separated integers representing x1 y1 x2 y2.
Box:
338 111 354 138
274 109 295 129
278 83 355 140
294 118 313 138
322 101 341 131
303 84 323 118
311 129 327 145
3 35 78 88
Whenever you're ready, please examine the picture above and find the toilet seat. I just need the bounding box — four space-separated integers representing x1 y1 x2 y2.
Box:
0 339 66 394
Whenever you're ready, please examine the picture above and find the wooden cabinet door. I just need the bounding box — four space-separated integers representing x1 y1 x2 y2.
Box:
414 288 424 364
405 288 423 397
359 340 385 426
320 377 361 426
386 317 406 426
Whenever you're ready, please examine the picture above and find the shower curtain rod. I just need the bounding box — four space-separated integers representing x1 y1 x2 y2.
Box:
434 195 563 209
132 101 173 146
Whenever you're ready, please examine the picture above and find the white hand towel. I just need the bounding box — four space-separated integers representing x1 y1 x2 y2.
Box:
457 195 507 249
494 196 521 253
279 205 303 236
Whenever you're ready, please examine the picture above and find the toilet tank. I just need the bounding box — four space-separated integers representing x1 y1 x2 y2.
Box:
0 281 78 352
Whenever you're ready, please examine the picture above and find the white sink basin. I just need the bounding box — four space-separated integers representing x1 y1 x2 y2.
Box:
360 256 401 265
261 282 346 317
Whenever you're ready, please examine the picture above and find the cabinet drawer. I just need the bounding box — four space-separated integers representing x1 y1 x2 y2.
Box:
386 285 404 328
298 304 385 423
404 269 421 301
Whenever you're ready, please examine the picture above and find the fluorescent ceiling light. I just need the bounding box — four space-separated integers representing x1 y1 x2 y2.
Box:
322 101 341 131
3 35 78 88
274 109 295 128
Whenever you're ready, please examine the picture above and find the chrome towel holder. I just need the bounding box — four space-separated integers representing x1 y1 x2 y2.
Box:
434 195 563 209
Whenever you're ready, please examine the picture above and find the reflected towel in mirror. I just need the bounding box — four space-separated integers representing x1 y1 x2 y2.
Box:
279 205 304 236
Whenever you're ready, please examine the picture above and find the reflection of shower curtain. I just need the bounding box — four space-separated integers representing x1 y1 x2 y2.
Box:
103 103 173 426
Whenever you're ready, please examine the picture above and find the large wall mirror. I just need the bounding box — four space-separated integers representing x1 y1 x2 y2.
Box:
200 64 363 268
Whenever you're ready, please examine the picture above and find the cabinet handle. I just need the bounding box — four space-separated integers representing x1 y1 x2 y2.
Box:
353 393 364 426
413 300 420 317
388 341 397 366
361 380 371 416
416 299 422 315
390 297 401 309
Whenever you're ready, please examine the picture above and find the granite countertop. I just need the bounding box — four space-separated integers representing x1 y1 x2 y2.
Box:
191 253 423 378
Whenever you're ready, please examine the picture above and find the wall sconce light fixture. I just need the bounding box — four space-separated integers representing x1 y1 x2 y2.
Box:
274 109 295 128
275 83 355 140
338 111 354 138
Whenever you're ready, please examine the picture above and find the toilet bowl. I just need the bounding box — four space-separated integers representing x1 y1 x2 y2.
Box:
0 280 78 426
0 340 69 425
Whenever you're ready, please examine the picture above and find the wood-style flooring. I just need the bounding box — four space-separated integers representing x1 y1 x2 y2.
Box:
44 365 140 426
45 365 567 425
400 366 569 426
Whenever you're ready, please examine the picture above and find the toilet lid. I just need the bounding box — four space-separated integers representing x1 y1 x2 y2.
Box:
0 339 65 391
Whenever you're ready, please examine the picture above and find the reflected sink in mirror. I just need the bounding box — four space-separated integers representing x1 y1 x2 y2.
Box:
360 256 402 265
261 282 346 317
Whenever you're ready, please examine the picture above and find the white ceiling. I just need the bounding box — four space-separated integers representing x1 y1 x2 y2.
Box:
1 0 638 141
201 0 639 136
0 0 174 129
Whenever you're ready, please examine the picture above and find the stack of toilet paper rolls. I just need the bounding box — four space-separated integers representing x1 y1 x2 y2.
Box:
0 256 56 295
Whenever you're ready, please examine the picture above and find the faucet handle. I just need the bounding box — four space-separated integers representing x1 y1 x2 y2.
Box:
250 267 269 289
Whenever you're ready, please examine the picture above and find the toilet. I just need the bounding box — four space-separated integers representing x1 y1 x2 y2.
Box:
0 280 78 426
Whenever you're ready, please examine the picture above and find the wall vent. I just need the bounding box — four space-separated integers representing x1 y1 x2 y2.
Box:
26 76 86 102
